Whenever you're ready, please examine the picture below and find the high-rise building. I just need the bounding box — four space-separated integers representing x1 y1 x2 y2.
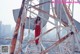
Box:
0 21 2 36
1 24 11 37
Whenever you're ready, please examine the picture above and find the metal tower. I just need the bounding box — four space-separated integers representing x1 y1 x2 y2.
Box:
10 0 80 54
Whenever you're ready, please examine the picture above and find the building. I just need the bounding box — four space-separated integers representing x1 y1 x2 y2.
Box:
0 21 2 36
1 24 11 37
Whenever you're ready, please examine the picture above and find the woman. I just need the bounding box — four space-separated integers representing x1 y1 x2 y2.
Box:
35 16 41 45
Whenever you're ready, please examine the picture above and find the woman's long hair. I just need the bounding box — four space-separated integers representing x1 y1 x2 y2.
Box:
35 16 41 24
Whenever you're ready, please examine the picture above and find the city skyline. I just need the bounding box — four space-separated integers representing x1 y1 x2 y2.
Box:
0 21 13 37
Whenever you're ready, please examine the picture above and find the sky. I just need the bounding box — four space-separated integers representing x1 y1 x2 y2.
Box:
0 0 22 27
0 0 80 28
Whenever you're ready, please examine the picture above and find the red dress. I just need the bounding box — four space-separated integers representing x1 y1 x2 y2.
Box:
35 21 41 45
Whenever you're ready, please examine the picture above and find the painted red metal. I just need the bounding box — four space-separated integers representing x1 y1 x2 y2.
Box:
10 0 25 54
10 18 21 54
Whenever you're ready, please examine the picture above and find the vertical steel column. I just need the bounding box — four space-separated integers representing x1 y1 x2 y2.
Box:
19 23 25 53
10 0 25 54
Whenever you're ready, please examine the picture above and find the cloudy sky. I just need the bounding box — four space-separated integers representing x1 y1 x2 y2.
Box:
0 0 80 28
